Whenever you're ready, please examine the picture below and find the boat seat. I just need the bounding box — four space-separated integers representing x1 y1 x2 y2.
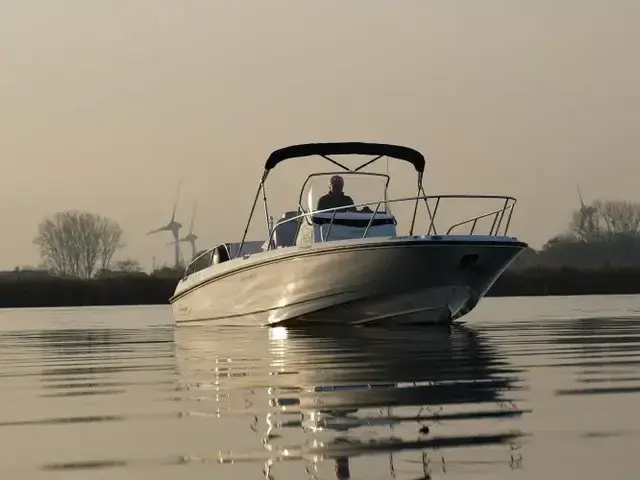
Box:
273 211 301 248
311 211 395 227
306 211 397 242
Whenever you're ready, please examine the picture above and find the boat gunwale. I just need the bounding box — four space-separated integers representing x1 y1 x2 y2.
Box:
170 236 527 303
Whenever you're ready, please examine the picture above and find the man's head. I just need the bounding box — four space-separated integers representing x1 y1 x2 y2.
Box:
329 175 344 195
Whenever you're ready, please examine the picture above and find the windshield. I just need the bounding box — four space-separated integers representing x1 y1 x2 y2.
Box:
302 173 389 214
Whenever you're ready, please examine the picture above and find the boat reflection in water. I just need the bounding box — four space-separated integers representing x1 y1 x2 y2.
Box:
175 324 528 479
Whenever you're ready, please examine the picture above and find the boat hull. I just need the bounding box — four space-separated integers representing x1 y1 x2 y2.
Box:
170 237 526 326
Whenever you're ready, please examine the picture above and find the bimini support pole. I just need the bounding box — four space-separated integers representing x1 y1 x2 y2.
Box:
420 183 436 235
261 180 272 250
237 170 268 258
408 173 423 235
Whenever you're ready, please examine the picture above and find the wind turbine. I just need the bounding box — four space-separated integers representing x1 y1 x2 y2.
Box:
182 199 199 260
147 180 183 270
168 199 199 260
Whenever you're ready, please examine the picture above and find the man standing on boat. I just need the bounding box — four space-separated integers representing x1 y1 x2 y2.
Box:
316 175 357 212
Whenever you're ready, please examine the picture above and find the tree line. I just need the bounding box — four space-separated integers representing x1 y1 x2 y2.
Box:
29 198 640 280
511 199 640 270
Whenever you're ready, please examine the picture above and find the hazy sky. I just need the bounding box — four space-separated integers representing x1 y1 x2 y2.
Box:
1 1 638 270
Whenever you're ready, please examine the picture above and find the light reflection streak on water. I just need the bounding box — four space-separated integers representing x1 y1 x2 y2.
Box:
176 322 530 478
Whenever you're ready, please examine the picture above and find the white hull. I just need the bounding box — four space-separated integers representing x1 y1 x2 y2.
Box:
171 235 525 326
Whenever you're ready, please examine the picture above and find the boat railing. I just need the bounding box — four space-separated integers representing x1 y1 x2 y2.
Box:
183 195 517 275
265 194 517 250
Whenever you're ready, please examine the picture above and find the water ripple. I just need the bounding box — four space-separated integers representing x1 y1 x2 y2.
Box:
1 298 640 478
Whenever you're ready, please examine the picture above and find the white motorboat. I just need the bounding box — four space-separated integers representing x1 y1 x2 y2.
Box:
170 142 527 326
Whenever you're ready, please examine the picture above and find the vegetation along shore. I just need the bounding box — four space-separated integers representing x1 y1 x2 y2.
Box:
2 267 640 309
2 196 640 308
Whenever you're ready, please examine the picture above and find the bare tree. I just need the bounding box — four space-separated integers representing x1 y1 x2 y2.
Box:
569 199 640 241
34 211 125 279
97 216 125 271
541 199 640 268
599 200 640 237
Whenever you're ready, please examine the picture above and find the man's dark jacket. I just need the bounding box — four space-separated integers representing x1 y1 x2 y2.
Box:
316 192 356 212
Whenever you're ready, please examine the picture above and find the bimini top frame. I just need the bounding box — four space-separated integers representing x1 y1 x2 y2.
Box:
236 142 429 258
264 142 426 174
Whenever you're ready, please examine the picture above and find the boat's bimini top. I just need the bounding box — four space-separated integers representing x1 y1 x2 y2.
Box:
264 142 426 173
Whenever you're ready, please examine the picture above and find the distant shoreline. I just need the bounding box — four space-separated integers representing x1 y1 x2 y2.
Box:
1 267 640 309
488 267 640 297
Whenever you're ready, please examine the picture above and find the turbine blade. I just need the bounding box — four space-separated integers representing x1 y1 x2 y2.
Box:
171 179 183 222
147 226 168 235
189 198 198 234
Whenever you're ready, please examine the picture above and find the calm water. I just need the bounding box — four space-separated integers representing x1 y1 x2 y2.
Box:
2 296 640 479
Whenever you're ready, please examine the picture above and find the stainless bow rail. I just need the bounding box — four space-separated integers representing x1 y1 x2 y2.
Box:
265 194 516 250
184 194 516 276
